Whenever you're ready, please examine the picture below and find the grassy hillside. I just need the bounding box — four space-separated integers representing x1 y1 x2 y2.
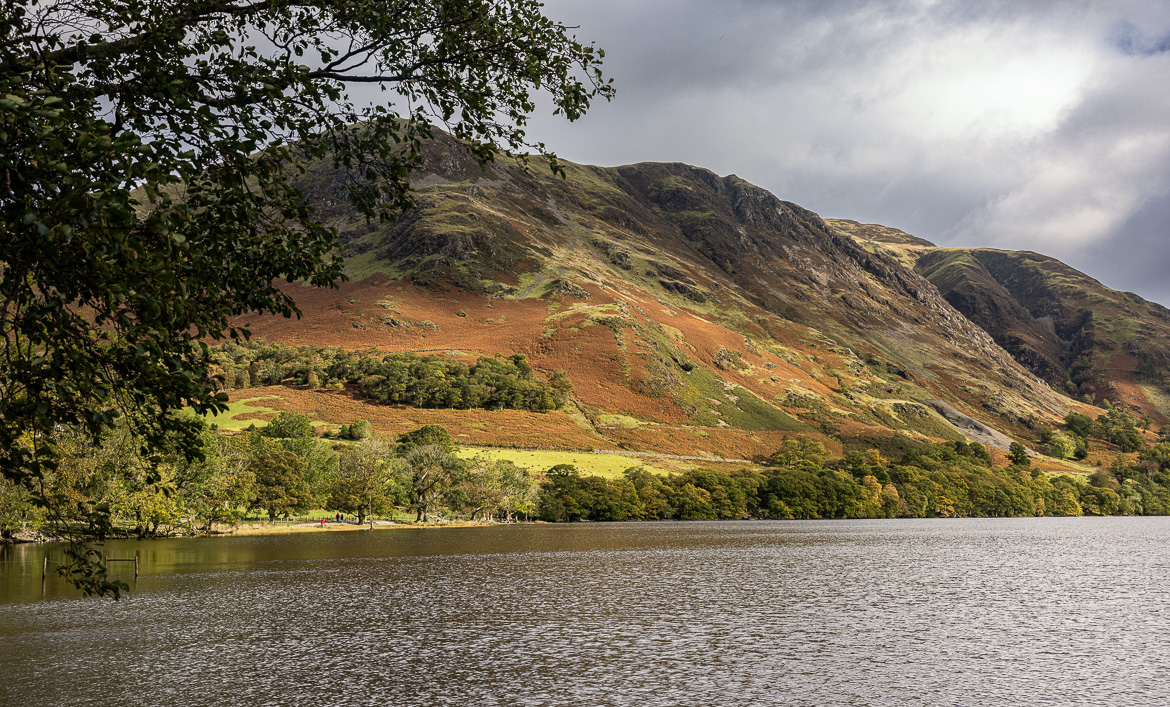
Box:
222 131 1115 467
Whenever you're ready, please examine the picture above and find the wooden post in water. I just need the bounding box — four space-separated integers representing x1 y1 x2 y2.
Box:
106 555 138 579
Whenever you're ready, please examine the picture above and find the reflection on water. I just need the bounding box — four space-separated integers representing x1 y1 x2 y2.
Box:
2 519 1169 705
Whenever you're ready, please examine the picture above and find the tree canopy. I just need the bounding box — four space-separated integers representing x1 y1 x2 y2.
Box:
262 412 316 440
0 0 611 595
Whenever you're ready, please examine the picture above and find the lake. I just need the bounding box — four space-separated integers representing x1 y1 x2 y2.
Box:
2 518 1168 705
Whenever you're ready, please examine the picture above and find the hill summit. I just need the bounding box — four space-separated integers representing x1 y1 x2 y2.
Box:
231 130 1166 466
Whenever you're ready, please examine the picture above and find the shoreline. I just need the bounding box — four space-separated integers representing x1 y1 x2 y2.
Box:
221 519 503 536
6 512 1143 546
1 518 515 545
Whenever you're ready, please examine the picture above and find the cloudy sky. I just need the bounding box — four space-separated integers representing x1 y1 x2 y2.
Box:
523 0 1170 305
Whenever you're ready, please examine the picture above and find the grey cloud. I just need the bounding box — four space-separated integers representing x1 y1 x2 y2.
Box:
1113 20 1170 55
1079 193 1170 304
527 0 1170 304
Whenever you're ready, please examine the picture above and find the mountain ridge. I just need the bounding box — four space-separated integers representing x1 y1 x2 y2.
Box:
828 219 1170 425
230 130 1160 468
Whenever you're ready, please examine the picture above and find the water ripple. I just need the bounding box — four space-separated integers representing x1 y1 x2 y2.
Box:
2 518 1169 705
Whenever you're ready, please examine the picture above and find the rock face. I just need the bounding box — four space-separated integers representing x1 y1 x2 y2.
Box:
258 130 1114 456
916 249 1068 384
833 219 1170 423
962 250 1170 421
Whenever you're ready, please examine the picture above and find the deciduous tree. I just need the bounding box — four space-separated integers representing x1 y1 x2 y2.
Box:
397 445 464 521
1 0 610 595
396 425 458 454
251 451 314 522
1008 442 1031 467
327 439 397 524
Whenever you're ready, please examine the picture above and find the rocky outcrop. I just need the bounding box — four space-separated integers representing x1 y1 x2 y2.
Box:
917 249 1068 385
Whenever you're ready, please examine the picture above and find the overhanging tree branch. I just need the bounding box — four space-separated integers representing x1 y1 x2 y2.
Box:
1 0 612 596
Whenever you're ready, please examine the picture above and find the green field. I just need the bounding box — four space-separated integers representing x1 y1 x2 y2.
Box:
184 396 281 431
455 447 667 478
187 396 329 432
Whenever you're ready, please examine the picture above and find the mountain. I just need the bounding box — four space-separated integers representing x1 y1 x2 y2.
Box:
830 220 1170 425
236 131 1121 464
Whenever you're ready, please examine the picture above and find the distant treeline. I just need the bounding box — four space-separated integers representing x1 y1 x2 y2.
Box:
536 437 1170 521
10 408 1170 543
209 341 569 412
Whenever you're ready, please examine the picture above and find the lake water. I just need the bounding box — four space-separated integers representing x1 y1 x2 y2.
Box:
2 518 1168 706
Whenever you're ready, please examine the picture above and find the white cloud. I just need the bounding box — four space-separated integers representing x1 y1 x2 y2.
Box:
962 49 1170 252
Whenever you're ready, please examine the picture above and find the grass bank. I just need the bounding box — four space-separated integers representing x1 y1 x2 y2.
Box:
219 518 502 536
